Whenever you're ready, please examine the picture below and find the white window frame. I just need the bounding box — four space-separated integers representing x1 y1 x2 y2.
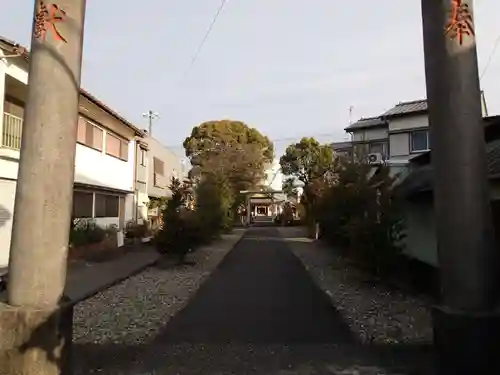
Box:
410 130 430 153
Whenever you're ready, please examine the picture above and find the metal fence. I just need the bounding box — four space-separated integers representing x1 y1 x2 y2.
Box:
2 112 23 150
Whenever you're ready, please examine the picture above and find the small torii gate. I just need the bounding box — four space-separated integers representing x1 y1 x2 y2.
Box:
239 189 284 225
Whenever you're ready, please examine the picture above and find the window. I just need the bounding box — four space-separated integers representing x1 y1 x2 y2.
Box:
410 130 429 152
369 142 387 155
140 148 147 166
77 117 103 151
105 133 129 161
94 193 120 217
153 157 164 175
72 191 93 218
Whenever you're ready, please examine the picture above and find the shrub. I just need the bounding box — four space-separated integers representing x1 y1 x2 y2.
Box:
194 172 234 239
155 174 236 263
154 178 199 262
125 221 148 239
316 160 405 276
69 218 107 247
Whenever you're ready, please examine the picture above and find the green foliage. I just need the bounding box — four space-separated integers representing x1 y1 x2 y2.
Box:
183 120 274 200
154 174 235 262
195 172 235 238
183 120 274 163
69 218 107 247
154 177 196 261
148 196 169 210
282 177 300 199
316 160 406 276
280 137 336 222
280 137 335 185
125 221 148 239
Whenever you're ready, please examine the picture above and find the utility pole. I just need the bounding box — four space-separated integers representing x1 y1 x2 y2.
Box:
143 109 159 136
0 0 86 374
421 1 499 374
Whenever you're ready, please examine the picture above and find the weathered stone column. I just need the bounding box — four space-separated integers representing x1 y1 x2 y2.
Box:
0 1 86 374
421 1 500 373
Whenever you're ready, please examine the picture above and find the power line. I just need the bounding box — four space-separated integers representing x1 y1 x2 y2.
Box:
163 131 340 150
181 0 229 82
480 33 500 81
142 110 159 135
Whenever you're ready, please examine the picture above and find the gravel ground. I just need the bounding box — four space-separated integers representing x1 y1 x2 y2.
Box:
278 227 433 346
71 227 433 375
72 231 244 373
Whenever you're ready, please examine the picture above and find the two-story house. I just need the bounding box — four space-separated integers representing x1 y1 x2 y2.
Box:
0 36 145 268
344 97 487 167
143 135 184 228
343 101 428 167
338 97 491 267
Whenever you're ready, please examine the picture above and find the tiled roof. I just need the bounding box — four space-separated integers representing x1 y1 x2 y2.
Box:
395 138 500 196
382 99 428 117
344 116 386 131
0 36 144 136
331 141 352 150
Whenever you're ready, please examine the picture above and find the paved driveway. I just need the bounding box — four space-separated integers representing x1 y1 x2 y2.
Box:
131 227 432 374
158 226 355 345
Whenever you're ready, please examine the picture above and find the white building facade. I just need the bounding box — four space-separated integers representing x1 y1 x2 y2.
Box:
0 37 144 268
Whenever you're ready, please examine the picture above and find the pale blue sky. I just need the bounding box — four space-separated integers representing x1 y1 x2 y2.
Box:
3 1 500 157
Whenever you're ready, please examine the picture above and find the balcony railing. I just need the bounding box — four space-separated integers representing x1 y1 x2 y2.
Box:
2 112 23 150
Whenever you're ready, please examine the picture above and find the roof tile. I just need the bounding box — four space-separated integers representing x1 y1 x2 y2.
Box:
382 99 428 117
345 116 386 130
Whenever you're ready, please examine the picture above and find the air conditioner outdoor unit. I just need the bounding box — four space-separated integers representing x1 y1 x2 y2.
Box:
367 152 383 165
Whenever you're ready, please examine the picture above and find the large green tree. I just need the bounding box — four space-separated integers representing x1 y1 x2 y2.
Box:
279 137 335 185
183 120 274 193
279 137 336 217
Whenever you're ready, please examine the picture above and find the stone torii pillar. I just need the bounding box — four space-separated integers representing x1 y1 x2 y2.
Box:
421 0 500 373
0 1 87 374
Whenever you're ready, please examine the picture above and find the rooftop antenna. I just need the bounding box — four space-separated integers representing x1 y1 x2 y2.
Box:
349 105 354 125
142 110 159 136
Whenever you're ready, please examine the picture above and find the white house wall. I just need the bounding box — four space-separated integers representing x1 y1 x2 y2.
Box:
388 114 428 132
403 201 438 267
74 140 135 192
1 140 136 194
387 114 429 159
146 136 183 198
0 179 15 268
351 127 388 142
389 133 410 157
0 50 140 267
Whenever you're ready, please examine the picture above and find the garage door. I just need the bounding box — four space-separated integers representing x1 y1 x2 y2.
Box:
0 180 16 269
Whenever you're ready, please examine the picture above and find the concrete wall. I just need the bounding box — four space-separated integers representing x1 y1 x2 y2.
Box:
74 138 135 192
402 199 438 266
388 114 429 132
146 136 183 198
388 114 429 158
403 182 500 268
134 143 149 223
351 127 388 142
